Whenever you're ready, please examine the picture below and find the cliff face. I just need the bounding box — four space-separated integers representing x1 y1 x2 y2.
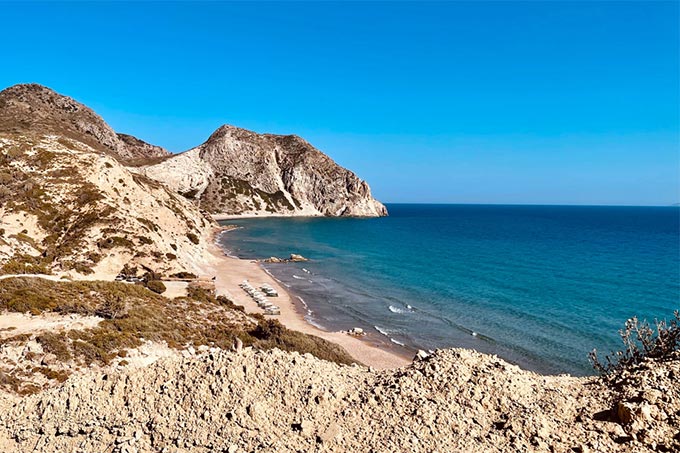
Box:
142 125 388 217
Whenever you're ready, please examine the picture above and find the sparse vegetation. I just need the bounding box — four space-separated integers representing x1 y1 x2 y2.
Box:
0 277 356 376
249 319 355 366
170 272 198 279
98 236 134 250
0 254 52 276
590 311 680 376
36 332 72 361
187 232 200 244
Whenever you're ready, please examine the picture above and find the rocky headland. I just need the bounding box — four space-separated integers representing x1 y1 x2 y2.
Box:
140 124 387 217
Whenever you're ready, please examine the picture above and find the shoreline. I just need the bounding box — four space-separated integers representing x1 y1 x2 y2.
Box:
206 231 411 369
211 212 323 221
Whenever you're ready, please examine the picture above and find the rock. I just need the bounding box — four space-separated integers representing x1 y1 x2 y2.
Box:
0 319 677 453
617 402 634 424
346 328 365 337
233 338 243 353
41 353 57 366
415 350 430 361
289 254 308 262
318 423 340 443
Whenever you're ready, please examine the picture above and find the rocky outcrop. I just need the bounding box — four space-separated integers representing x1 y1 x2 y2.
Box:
116 133 171 164
142 125 388 217
263 253 309 263
0 347 677 452
0 84 169 162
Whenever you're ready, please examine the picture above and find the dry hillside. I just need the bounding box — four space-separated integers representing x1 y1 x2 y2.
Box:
0 85 214 277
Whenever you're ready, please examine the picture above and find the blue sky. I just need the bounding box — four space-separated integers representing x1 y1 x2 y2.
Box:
1 1 678 205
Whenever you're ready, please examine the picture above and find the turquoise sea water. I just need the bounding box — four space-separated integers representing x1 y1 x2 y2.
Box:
218 204 679 375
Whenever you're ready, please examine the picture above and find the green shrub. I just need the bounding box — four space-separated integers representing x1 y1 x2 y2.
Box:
36 332 72 361
0 254 52 276
146 280 166 294
186 232 200 244
98 236 134 250
249 319 355 366
170 272 198 279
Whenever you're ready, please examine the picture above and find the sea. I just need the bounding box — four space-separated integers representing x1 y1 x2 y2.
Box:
217 204 680 376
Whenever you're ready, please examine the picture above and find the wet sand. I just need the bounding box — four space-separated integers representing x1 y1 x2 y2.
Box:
207 240 411 369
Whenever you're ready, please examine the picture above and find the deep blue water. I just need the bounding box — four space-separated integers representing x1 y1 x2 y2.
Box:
218 204 680 375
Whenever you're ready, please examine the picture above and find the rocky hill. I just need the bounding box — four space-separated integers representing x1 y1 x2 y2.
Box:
0 347 677 452
0 84 213 277
141 125 388 217
0 83 387 219
0 84 170 163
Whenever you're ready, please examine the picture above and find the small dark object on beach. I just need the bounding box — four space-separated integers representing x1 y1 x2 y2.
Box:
145 280 166 294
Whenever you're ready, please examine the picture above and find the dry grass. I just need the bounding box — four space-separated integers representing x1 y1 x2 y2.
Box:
0 277 356 373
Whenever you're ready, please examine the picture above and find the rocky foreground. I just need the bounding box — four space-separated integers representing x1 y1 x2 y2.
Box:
0 348 677 453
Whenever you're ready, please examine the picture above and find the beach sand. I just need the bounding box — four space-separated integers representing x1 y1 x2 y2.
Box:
206 240 411 369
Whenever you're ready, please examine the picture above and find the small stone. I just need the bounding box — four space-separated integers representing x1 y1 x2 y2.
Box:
318 423 340 443
617 402 634 424
415 350 429 361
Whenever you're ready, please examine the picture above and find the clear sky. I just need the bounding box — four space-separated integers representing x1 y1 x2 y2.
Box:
1 1 678 205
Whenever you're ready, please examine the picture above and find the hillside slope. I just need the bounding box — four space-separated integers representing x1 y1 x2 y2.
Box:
0 85 213 277
0 84 170 163
142 125 388 217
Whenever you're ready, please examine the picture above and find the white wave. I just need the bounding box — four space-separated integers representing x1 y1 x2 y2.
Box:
304 315 326 330
390 338 405 347
302 268 310 274
389 304 415 314
283 283 291 288
292 275 304 280
374 325 390 337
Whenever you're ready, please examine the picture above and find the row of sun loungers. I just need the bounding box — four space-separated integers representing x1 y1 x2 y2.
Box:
239 280 281 315
260 284 278 297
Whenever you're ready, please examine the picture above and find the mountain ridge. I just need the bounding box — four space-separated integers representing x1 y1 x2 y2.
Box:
0 83 387 218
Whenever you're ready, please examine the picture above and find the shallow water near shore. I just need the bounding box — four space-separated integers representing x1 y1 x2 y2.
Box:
218 204 679 376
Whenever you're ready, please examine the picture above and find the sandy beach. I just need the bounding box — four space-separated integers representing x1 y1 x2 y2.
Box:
206 236 411 369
